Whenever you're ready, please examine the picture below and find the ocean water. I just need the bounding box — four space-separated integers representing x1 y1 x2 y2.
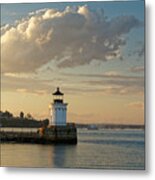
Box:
0 128 145 169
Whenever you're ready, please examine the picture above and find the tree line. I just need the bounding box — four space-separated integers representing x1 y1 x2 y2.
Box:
0 110 49 127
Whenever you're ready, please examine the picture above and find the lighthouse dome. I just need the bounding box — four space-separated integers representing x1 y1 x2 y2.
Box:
52 87 64 96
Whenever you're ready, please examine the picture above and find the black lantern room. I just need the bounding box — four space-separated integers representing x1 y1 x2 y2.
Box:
52 87 64 103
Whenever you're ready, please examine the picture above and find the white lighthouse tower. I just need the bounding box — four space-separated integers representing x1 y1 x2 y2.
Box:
50 87 68 126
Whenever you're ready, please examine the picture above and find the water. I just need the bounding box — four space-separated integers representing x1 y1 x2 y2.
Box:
0 128 145 169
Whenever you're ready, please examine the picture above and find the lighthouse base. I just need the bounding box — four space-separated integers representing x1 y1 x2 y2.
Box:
0 123 77 145
38 123 77 144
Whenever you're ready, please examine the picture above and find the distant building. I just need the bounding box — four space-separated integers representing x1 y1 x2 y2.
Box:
50 87 68 126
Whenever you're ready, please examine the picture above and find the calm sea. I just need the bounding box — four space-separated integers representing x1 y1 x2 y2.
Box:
0 128 145 169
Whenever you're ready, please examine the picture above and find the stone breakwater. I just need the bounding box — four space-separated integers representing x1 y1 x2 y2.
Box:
0 123 77 144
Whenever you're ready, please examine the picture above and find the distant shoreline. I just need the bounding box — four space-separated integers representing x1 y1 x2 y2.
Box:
0 122 144 130
76 123 144 129
0 116 144 129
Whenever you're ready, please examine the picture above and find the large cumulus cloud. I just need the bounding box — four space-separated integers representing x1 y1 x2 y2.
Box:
1 5 142 73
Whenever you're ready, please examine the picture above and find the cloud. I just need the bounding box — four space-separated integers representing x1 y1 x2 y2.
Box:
2 69 144 96
2 72 77 96
1 5 142 73
18 88 49 96
65 72 144 95
129 66 144 73
103 71 122 76
16 88 28 93
127 102 144 109
128 44 144 58
137 45 144 57
16 88 47 96
1 74 53 95
1 24 11 36
4 72 32 78
63 72 144 81
82 81 144 96
133 45 144 58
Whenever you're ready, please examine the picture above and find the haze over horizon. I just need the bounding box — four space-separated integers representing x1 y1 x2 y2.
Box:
1 1 144 125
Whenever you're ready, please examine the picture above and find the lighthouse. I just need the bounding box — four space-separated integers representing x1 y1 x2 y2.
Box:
50 87 68 126
38 87 78 144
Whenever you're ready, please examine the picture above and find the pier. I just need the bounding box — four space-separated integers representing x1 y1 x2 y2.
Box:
0 123 77 144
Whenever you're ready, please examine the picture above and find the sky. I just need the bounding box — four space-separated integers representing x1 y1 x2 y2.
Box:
1 0 145 124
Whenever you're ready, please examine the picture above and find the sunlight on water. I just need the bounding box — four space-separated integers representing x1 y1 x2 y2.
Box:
1 128 144 169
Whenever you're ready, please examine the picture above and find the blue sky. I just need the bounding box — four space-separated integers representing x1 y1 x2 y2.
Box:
1 1 144 24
